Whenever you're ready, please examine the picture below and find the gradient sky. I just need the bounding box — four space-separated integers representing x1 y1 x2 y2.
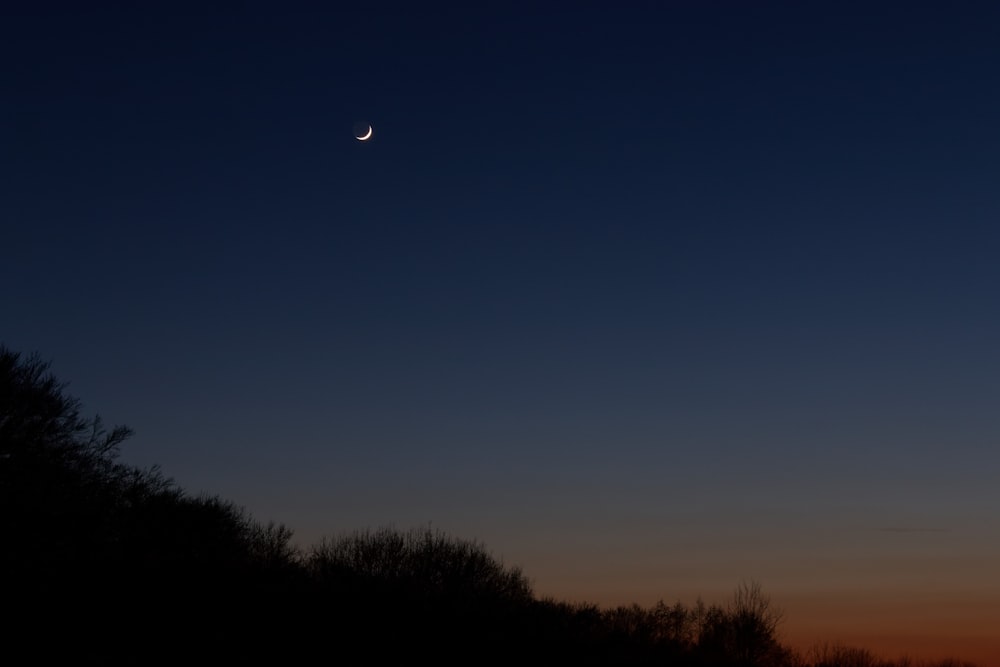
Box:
3 2 999 663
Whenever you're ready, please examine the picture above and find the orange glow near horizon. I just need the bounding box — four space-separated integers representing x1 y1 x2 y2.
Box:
534 584 1000 666
499 500 1000 667
525 554 1000 667
780 591 999 667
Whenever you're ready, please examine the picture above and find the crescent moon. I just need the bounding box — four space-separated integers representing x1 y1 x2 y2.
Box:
355 125 373 141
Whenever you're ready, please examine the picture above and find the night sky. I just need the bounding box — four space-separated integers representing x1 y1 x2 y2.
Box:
4 2 999 663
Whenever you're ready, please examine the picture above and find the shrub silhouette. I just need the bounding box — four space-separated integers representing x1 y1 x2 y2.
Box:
809 642 890 667
805 643 985 667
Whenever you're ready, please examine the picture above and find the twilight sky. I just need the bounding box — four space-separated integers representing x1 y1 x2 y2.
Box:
3 2 999 663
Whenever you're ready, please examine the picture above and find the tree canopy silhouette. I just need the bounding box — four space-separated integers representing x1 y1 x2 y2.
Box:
1 345 301 663
1 344 983 667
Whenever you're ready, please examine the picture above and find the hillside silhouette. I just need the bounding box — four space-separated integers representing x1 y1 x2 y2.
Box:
0 344 983 666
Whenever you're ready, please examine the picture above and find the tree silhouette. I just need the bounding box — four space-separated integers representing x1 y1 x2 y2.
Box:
310 524 532 602
1 344 985 666
1 346 139 583
697 580 786 667
0 345 302 664
306 525 541 663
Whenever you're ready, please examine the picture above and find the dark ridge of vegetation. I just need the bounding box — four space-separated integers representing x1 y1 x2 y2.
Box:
0 344 983 666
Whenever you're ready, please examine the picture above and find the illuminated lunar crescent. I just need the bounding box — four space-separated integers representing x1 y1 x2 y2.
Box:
355 125 373 141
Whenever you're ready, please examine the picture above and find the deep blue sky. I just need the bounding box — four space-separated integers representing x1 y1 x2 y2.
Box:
4 2 1000 660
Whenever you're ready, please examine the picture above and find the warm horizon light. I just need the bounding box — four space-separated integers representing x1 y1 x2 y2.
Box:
4 2 998 665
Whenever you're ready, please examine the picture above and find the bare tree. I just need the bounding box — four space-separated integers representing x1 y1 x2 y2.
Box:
699 580 786 666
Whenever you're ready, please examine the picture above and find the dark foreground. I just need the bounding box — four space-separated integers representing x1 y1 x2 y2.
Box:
0 345 981 667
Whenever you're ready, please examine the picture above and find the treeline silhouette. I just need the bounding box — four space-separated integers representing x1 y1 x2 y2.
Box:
0 344 981 666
